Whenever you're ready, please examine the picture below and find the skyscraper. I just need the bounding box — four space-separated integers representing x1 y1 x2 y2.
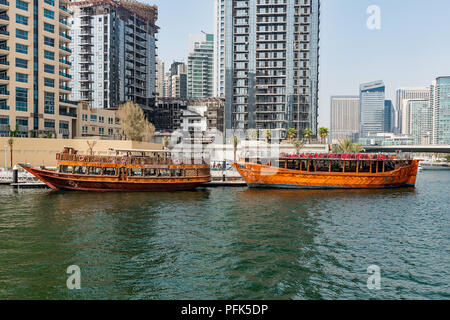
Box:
395 88 429 135
69 0 158 111
214 0 320 138
430 76 450 145
168 62 187 99
187 33 214 99
155 58 165 97
330 96 359 142
359 81 385 137
384 100 394 133
408 100 432 145
0 0 77 138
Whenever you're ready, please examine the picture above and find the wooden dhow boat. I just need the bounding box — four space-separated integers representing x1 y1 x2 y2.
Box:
20 147 211 192
233 153 420 189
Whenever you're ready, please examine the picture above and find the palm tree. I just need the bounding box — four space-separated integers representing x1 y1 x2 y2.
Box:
263 129 272 143
292 139 305 155
286 128 297 142
303 128 313 144
318 127 329 144
334 139 365 153
248 129 258 141
162 136 170 150
231 136 240 162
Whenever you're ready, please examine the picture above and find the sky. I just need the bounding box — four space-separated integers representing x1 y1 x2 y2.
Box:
144 0 450 128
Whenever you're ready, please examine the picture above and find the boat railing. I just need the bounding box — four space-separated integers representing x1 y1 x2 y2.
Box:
56 153 208 166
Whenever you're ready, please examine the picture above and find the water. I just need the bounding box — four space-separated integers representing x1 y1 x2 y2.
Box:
0 171 449 300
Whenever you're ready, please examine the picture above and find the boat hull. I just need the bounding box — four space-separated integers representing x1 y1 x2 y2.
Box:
21 165 209 192
233 161 419 190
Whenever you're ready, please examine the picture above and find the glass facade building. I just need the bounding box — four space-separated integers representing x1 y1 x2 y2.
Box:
431 76 450 145
359 81 385 137
214 0 320 138
187 33 214 99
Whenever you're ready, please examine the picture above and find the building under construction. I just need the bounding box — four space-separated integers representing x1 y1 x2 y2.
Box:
69 0 158 113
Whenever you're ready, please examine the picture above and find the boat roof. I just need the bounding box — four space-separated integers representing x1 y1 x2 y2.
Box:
108 148 168 153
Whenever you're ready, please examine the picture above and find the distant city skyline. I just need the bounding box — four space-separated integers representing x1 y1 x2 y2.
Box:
147 0 450 128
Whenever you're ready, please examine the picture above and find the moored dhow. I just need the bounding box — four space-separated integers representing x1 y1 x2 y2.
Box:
20 147 211 192
233 153 420 189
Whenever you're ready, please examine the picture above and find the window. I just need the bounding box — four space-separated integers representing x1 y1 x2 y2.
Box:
44 92 54 114
16 88 28 112
43 23 54 33
99 127 104 135
103 167 116 176
16 15 28 25
44 50 54 60
44 36 54 47
44 78 54 87
99 116 104 123
16 73 28 83
60 165 73 174
16 29 28 40
16 44 27 54
90 115 97 122
15 58 28 69
44 64 54 74
88 167 102 176
82 114 88 121
82 126 88 133
74 166 86 175
16 0 28 11
44 0 55 6
44 9 54 19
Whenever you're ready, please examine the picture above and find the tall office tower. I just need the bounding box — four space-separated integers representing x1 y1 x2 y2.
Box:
214 0 320 138
359 81 385 137
187 33 214 99
163 72 171 98
430 76 450 145
395 88 429 135
330 96 359 142
408 100 432 145
155 58 165 97
168 62 187 98
0 0 78 138
69 0 158 111
384 100 394 133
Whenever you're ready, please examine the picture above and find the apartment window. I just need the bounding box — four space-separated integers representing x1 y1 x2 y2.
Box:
108 117 113 124
44 9 54 20
108 128 113 135
16 73 28 83
44 0 55 5
44 92 55 114
44 120 55 129
44 64 54 74
16 29 28 40
44 36 54 47
44 23 54 33
44 78 54 88
16 15 28 25
44 50 54 60
90 115 97 122
82 126 88 133
99 116 104 123
99 127 105 135
16 88 28 112
16 0 29 11
16 44 28 54
82 114 88 121
15 58 28 69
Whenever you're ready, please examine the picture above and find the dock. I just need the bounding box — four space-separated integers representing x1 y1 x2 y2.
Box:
11 182 48 189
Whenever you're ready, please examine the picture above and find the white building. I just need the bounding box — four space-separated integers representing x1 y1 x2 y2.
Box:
330 96 359 142
408 100 432 145
395 88 429 135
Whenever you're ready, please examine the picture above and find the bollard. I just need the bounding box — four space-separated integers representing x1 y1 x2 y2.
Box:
12 165 18 184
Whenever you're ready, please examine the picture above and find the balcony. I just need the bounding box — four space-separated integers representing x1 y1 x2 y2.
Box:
59 98 78 105
59 85 72 92
59 71 72 79
59 6 72 16
59 45 72 53
0 30 9 37
0 44 8 51
0 60 9 66
0 89 9 95
59 32 72 41
0 74 8 81
0 15 9 23
0 0 9 8
59 58 72 66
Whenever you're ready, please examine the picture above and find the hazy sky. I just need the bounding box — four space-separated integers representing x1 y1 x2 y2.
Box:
145 0 450 127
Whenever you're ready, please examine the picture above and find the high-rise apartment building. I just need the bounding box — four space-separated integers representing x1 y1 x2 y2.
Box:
359 81 385 137
407 99 432 145
384 100 394 133
69 0 158 111
430 76 450 145
214 0 320 138
155 58 165 97
395 88 429 135
0 0 78 138
330 96 359 142
187 33 214 99
167 62 187 99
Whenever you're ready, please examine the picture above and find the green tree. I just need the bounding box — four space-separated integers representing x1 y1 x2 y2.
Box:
263 129 272 143
162 136 171 150
318 127 329 144
117 101 155 142
231 136 240 162
248 129 258 141
303 128 313 144
286 128 297 141
334 139 365 153
292 139 305 155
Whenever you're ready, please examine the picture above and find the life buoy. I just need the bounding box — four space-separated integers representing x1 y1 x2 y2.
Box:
121 157 128 165
79 156 85 162
173 159 181 165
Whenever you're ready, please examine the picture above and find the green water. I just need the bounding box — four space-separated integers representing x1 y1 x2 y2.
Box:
0 171 449 300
